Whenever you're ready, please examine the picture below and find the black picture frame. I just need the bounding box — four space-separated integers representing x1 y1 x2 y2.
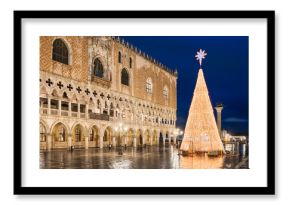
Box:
14 10 275 195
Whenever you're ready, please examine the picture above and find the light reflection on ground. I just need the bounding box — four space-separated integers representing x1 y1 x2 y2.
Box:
40 145 248 169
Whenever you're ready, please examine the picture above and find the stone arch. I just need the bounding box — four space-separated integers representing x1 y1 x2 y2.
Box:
136 129 143 146
165 130 170 143
144 129 151 145
39 122 47 142
103 126 113 147
121 68 130 86
92 57 105 78
51 122 69 149
40 119 49 133
159 131 164 144
71 93 78 102
40 86 47 96
170 131 174 144
51 88 60 97
71 123 87 148
153 130 158 145
126 128 135 147
51 37 73 65
88 125 100 148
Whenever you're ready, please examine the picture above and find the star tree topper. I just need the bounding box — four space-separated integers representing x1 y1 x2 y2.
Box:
195 49 207 67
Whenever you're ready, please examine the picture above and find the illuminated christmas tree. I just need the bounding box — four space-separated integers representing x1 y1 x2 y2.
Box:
180 49 225 155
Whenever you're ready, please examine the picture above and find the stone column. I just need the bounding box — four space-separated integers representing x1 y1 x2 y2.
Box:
150 136 153 146
85 133 89 149
133 137 137 147
77 103 80 118
112 136 116 147
48 97 51 115
215 104 223 138
174 135 177 145
68 102 71 117
99 135 103 148
68 134 72 148
58 100 61 116
85 104 89 119
47 133 52 150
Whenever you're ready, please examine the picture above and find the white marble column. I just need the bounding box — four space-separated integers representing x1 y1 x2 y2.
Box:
85 134 89 149
85 104 89 119
58 100 61 116
112 136 116 147
48 97 51 115
77 103 80 118
47 133 52 150
68 102 71 117
133 137 137 147
68 134 72 148
99 135 103 148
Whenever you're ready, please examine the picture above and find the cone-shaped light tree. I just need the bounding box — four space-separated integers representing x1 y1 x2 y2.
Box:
180 49 225 155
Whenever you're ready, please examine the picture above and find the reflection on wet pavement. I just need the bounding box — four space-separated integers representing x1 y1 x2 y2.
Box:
40 145 248 169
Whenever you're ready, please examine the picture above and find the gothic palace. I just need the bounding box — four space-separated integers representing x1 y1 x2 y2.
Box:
40 36 177 150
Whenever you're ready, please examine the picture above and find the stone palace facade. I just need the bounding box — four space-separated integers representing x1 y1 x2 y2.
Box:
40 36 177 150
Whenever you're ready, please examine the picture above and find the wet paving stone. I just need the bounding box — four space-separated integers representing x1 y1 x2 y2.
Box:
40 145 248 169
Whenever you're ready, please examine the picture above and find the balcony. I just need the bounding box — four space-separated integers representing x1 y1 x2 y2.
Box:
91 76 111 88
89 113 110 121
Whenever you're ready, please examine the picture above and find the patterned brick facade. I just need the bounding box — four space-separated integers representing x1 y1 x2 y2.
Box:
40 36 177 150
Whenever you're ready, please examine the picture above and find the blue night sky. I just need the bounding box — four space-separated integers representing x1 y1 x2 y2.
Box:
122 36 249 135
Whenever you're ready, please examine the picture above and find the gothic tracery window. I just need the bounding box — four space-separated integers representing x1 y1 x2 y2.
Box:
118 51 122 63
93 58 104 78
121 68 129 86
129 57 132 68
52 39 69 65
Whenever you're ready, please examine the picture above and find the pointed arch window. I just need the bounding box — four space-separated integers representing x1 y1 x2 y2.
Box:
52 39 69 65
146 78 153 94
129 57 133 68
121 68 129 86
118 51 122 63
93 58 104 78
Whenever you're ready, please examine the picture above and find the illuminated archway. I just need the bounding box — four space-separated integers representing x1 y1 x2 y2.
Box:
127 129 134 147
103 126 113 147
51 122 68 149
137 129 143 146
89 125 99 147
144 129 150 145
153 130 158 145
72 124 85 148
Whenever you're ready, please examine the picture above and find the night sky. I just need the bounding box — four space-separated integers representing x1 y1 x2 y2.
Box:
121 36 249 135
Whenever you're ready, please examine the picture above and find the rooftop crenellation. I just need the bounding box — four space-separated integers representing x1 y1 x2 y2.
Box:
111 36 177 77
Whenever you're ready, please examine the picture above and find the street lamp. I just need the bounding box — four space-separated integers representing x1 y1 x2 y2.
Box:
175 128 184 149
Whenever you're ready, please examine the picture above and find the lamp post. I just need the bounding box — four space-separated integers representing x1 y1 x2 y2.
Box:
174 128 183 149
